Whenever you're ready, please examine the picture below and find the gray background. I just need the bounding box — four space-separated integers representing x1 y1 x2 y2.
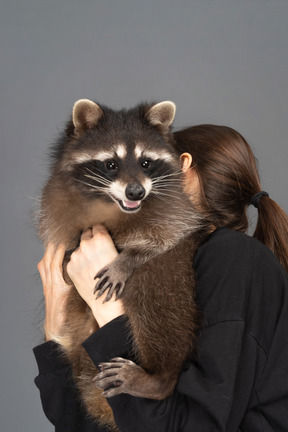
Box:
1 0 287 430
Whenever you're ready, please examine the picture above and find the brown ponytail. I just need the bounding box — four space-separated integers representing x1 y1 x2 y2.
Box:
254 197 288 272
173 124 288 272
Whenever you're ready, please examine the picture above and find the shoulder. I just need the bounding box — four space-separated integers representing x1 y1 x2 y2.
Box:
194 228 287 325
195 227 281 273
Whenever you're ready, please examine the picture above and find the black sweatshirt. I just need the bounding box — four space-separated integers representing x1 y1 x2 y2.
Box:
33 228 288 431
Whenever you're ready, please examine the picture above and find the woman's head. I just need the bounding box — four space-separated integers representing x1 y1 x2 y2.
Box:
174 124 261 231
173 124 288 271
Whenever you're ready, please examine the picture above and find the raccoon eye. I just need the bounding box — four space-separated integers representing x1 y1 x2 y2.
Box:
141 160 151 169
106 160 118 170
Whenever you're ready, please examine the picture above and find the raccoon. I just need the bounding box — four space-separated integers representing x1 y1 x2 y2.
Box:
38 99 206 430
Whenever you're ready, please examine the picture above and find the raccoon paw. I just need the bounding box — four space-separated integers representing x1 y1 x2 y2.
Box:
93 358 148 398
93 266 125 302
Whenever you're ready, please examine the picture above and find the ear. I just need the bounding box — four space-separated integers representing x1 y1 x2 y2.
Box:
146 101 176 128
180 152 193 172
72 99 103 132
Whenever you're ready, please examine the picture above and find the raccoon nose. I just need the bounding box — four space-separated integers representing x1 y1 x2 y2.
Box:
125 183 145 201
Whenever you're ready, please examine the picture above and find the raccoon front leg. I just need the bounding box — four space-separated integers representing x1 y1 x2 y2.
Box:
94 247 152 301
94 358 177 400
94 230 183 301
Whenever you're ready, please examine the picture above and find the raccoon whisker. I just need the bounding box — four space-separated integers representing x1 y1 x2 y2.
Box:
149 190 171 200
86 167 111 178
153 174 182 179
152 179 183 186
85 169 112 185
74 178 109 191
151 189 180 195
162 168 183 176
151 186 181 194
153 180 183 188
152 173 182 181
152 181 183 190
26 195 42 202
150 192 183 202
151 195 167 203
84 171 111 185
151 170 183 183
152 183 183 193
151 184 184 194
153 185 183 194
149 189 184 201
84 174 111 187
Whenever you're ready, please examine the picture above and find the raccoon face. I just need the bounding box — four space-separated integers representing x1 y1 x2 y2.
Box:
58 99 178 214
71 143 178 214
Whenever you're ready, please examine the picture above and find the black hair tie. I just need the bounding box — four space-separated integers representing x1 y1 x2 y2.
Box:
250 191 269 208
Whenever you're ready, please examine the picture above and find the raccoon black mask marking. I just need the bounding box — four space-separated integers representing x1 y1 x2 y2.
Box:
38 99 206 431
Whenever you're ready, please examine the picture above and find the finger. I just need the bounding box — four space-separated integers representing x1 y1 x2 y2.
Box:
51 244 69 285
37 259 46 286
52 244 66 270
43 243 55 268
42 243 56 285
43 242 57 263
92 224 109 236
80 227 93 241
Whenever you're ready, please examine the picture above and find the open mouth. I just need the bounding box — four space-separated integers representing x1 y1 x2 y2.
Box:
108 193 143 213
118 199 142 212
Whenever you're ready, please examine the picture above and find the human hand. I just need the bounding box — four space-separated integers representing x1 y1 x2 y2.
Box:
37 243 72 341
67 225 125 327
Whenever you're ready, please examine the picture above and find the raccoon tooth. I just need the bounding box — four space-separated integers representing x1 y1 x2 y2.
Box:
123 200 141 209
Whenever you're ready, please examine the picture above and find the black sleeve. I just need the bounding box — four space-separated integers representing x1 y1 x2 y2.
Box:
33 341 90 431
33 316 132 432
82 315 133 364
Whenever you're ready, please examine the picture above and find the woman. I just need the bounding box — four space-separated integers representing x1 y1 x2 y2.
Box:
34 125 288 431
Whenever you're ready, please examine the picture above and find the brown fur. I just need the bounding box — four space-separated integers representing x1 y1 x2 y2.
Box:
38 100 207 430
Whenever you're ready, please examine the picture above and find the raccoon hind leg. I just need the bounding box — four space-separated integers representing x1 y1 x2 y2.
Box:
94 357 177 400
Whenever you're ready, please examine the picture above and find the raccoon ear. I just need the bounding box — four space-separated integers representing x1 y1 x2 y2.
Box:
146 101 176 128
72 99 103 132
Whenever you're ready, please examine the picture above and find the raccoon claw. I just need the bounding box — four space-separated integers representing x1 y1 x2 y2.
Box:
94 276 109 295
95 281 124 302
94 267 108 284
115 282 124 299
94 264 126 301
93 358 146 398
